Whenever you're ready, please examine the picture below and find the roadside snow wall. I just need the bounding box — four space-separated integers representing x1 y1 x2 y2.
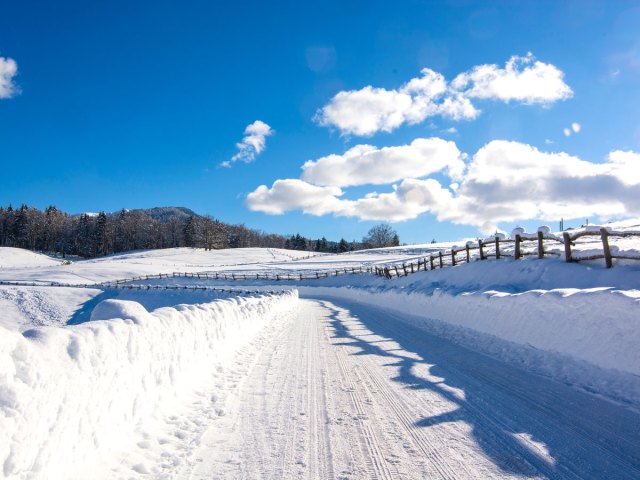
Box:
300 286 640 406
0 291 298 480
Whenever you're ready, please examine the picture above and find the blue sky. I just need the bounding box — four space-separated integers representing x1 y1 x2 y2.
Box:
1 1 639 244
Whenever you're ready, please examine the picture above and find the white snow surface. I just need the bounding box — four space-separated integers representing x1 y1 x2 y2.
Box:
0 290 298 479
0 248 63 269
1 222 640 478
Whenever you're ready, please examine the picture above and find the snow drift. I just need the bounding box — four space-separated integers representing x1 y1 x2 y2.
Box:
0 290 298 479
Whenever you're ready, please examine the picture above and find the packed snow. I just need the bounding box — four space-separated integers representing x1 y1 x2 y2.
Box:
1 222 639 479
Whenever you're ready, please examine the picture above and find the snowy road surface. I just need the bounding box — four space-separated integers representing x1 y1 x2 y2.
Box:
177 297 640 479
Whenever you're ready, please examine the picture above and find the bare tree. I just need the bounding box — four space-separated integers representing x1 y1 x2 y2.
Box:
362 224 399 248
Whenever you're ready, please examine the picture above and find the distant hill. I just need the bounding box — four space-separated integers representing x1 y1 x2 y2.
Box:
130 207 202 222
74 207 203 223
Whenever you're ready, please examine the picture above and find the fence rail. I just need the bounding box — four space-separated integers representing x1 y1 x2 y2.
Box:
372 228 640 278
0 279 288 296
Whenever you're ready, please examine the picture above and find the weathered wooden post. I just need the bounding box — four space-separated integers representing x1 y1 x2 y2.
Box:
514 234 522 260
563 232 573 263
451 248 456 266
410 263 415 273
430 255 434 270
402 264 408 276
438 251 443 268
478 240 485 260
466 245 470 263
600 228 613 268
495 236 501 259
537 231 544 259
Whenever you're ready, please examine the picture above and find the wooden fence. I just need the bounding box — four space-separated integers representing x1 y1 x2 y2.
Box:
0 279 287 296
373 228 640 279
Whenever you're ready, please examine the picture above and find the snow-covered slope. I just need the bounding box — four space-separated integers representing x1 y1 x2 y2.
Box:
0 248 63 269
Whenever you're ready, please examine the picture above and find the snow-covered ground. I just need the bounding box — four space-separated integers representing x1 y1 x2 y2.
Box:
1 224 640 479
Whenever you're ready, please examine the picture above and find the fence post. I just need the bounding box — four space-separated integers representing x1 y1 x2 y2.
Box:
537 231 544 259
466 245 470 263
495 236 500 259
478 240 485 260
451 249 456 266
600 228 613 268
384 267 391 279
514 234 522 260
410 263 415 273
438 251 443 268
563 232 573 263
395 265 400 277
430 256 434 270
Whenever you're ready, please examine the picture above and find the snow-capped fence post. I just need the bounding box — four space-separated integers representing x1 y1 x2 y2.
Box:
600 228 613 268
537 231 545 259
495 236 501 259
438 251 443 268
466 245 470 263
451 249 456 266
563 232 573 262
514 234 522 260
430 256 434 270
478 240 485 260
395 265 400 277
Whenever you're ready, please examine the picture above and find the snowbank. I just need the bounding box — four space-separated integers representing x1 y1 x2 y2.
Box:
0 290 298 479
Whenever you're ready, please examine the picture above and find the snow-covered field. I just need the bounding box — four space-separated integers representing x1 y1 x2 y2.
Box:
1 227 640 479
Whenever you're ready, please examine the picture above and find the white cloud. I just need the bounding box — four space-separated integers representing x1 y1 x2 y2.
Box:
247 139 640 234
301 137 464 187
564 128 572 137
0 56 19 99
221 120 274 168
572 122 581 133
451 53 573 104
245 179 344 215
316 53 571 136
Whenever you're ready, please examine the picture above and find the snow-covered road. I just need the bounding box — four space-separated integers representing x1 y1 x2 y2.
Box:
179 297 640 479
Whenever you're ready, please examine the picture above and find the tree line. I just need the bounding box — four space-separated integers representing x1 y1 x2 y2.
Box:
0 205 400 258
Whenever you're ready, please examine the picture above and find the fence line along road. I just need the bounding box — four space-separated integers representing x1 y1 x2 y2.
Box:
372 227 640 278
2 227 638 288
0 279 289 296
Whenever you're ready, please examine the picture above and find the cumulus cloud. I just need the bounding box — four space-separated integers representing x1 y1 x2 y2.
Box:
451 53 573 104
245 179 344 215
0 56 19 99
316 53 572 136
301 137 464 187
221 120 274 168
247 138 640 233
